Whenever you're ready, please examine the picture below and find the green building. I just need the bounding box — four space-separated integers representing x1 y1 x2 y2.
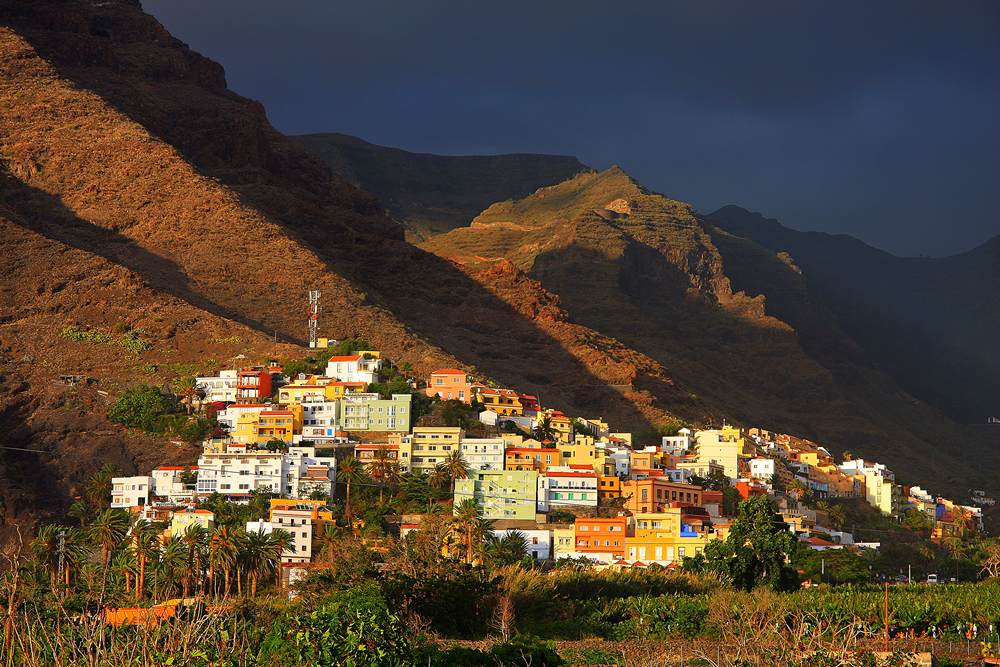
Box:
341 393 412 433
454 470 538 520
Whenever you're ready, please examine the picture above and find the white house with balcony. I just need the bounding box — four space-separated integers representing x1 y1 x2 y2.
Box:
111 476 154 508
195 370 239 403
195 444 335 501
461 437 505 471
325 354 383 384
537 467 598 512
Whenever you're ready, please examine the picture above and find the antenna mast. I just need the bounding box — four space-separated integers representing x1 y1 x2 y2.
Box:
308 290 322 348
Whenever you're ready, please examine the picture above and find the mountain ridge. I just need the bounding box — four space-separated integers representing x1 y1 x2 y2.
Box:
290 132 590 243
421 167 998 496
708 205 999 425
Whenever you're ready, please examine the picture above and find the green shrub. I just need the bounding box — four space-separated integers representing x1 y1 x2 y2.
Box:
107 384 172 430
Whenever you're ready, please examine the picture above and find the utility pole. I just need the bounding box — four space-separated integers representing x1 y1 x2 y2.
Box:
308 291 321 348
57 530 66 596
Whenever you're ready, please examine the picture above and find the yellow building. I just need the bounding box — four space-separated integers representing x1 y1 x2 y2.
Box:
626 507 717 564
255 408 302 445
552 526 576 558
694 428 755 479
557 442 597 469
169 508 216 539
408 426 464 474
278 376 367 404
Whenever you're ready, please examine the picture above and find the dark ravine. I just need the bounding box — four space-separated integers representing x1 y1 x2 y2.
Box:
707 205 999 426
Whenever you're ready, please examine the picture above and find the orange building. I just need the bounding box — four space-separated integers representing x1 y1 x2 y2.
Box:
425 369 477 402
597 475 621 499
236 368 273 403
505 447 561 473
620 477 703 514
479 388 537 416
574 516 633 559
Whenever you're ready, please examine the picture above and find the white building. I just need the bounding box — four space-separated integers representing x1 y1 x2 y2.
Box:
151 466 198 503
216 403 268 441
839 458 902 517
325 354 383 384
111 476 154 508
295 398 344 443
537 467 598 512
196 444 335 501
597 444 632 477
492 528 552 560
660 467 696 484
661 428 693 454
195 370 239 403
461 437 505 471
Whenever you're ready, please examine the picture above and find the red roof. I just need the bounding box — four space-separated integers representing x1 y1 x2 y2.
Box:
327 355 363 362
155 466 198 471
430 369 465 375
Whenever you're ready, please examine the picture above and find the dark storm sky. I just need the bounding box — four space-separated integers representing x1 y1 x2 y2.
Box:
142 1 999 258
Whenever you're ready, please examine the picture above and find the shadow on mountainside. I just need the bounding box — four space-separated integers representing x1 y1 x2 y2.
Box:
0 172 293 344
0 4 688 432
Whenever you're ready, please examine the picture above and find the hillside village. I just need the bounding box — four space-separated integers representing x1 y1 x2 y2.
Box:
109 343 984 576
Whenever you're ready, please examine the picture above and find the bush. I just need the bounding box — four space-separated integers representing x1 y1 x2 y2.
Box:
107 384 172 430
258 584 411 667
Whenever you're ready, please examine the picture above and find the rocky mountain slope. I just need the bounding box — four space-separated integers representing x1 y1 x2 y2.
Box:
707 206 999 426
291 132 589 243
422 168 998 497
0 0 697 533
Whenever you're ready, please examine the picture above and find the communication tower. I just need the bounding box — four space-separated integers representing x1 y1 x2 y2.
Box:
308 290 321 348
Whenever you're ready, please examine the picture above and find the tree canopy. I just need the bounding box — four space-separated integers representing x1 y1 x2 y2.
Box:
686 495 802 592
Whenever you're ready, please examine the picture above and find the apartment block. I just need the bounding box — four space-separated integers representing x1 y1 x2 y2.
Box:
453 469 538 521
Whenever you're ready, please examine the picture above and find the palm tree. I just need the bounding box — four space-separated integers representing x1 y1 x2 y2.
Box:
533 417 556 442
315 523 341 565
86 469 117 510
159 536 188 598
828 505 847 530
946 537 964 582
30 525 64 589
112 549 137 594
209 526 244 598
787 479 809 504
485 530 528 566
953 507 972 536
180 523 208 598
67 500 94 527
241 529 271 598
367 445 402 503
918 541 936 579
435 450 471 495
172 376 201 415
267 529 295 591
336 456 368 525
453 498 484 564
132 527 159 602
89 509 127 570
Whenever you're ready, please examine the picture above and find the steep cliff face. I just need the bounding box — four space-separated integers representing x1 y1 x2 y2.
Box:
708 205 1000 426
0 0 703 531
291 132 590 243
422 168 998 495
